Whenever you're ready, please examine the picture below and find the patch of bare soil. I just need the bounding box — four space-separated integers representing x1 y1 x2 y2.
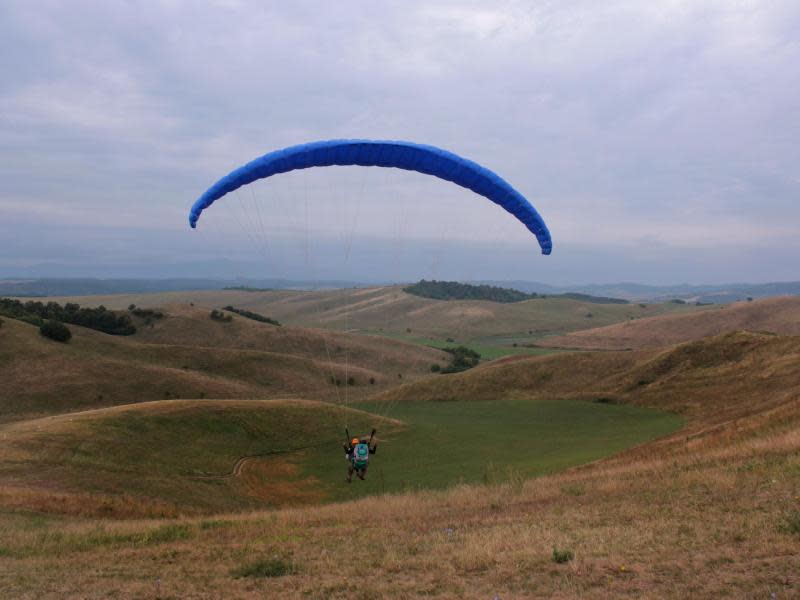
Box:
234 455 326 505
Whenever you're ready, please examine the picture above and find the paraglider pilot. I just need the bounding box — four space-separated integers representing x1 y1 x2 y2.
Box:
344 429 377 483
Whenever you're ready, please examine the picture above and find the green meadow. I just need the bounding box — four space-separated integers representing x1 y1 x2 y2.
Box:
364 330 563 360
3 398 681 512
304 399 683 501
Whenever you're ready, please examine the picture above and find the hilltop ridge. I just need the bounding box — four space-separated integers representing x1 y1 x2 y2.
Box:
541 295 800 350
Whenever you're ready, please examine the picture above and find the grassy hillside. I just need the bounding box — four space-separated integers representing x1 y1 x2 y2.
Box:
0 397 680 517
1 332 798 597
0 400 397 516
376 330 800 429
0 308 447 422
541 295 800 350
37 285 704 356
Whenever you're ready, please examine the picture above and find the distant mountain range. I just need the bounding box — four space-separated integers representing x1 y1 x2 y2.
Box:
1 277 798 303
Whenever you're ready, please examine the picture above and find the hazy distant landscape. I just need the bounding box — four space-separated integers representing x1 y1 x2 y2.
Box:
4 276 800 303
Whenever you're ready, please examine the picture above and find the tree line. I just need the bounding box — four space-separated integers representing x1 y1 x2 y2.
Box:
0 298 136 335
404 280 628 304
404 280 538 303
222 306 281 326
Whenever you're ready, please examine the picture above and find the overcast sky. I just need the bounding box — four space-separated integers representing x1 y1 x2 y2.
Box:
1 1 798 284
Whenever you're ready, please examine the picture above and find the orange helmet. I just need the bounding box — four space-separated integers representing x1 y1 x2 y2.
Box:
351 438 359 445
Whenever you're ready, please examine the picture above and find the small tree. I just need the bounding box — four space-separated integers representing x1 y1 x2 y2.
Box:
40 320 71 343
210 309 232 322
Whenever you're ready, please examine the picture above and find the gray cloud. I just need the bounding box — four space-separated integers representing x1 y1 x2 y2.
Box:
1 0 799 283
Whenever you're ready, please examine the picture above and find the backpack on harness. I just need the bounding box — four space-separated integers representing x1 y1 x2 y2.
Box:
352 443 370 469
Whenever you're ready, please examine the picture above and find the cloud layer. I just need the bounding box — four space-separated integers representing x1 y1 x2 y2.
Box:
1 1 798 283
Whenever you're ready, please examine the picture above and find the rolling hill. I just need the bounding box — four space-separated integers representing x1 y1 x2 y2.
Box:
0 399 400 516
32 285 704 344
376 330 800 429
541 295 800 350
0 307 447 422
0 396 680 517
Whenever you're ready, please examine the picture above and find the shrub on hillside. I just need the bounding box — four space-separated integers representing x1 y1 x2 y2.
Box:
779 510 800 536
222 306 280 326
129 307 165 320
209 309 232 322
441 346 481 373
231 557 294 578
552 547 574 564
40 320 72 343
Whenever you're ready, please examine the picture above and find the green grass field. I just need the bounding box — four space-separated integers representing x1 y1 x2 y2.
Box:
303 399 683 502
1 398 682 514
363 330 563 360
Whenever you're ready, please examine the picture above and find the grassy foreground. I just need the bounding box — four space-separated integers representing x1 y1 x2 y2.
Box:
0 398 680 515
0 400 796 598
0 332 799 597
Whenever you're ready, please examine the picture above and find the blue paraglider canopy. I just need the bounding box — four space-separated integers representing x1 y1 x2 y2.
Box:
189 139 552 255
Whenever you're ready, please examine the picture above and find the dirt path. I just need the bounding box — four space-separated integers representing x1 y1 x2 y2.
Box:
186 438 344 480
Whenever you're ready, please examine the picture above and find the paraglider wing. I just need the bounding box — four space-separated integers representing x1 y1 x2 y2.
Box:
189 140 552 255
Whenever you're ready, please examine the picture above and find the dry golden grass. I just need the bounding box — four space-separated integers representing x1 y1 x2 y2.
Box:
1 402 797 598
543 295 800 350
38 284 702 341
1 330 799 597
0 308 447 422
378 330 800 428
